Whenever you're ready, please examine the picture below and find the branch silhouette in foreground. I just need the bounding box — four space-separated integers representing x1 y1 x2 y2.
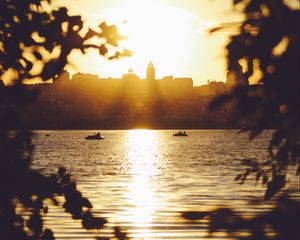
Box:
209 0 299 200
183 0 299 239
0 0 130 239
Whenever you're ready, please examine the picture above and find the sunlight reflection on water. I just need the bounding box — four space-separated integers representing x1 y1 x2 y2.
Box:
30 130 299 239
125 130 161 231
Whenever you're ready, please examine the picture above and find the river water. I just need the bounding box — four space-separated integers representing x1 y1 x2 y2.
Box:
30 130 299 239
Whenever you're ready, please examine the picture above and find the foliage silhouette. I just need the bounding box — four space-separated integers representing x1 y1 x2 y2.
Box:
209 0 299 200
0 0 130 239
0 0 131 83
182 196 299 239
183 0 299 239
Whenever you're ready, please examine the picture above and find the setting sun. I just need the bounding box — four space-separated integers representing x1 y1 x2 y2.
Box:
54 0 238 84
77 0 195 79
111 0 194 76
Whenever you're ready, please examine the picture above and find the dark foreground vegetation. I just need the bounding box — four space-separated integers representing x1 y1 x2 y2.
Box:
0 0 129 239
183 0 299 239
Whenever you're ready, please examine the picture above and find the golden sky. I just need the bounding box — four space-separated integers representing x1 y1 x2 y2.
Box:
55 0 242 86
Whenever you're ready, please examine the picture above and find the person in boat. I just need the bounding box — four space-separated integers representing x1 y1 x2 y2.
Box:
183 131 186 135
96 132 100 137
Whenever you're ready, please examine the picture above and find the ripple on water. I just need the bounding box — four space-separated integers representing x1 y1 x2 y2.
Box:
30 130 299 239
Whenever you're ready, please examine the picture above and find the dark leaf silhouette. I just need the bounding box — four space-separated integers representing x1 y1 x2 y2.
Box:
264 175 286 200
183 197 299 239
114 226 129 240
208 93 232 110
0 0 131 239
208 0 299 199
233 0 243 5
184 0 300 238
82 211 107 229
182 211 209 220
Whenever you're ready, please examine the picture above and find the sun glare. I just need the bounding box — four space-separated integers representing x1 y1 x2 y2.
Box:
58 0 234 84
86 0 196 78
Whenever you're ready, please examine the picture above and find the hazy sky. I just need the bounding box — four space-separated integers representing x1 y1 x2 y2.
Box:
56 0 242 85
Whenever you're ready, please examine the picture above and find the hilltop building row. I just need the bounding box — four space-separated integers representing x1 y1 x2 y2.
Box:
54 61 194 94
0 61 248 97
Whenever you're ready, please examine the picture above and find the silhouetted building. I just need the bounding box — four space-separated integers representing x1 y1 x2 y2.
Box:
28 62 197 107
162 76 173 81
173 78 193 89
146 61 155 81
5 63 236 129
122 68 140 82
53 70 70 83
195 80 227 96
72 73 98 81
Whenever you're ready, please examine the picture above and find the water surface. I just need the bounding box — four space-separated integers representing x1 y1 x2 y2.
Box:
31 130 298 239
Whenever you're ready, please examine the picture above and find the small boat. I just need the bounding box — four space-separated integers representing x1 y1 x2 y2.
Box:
173 131 188 137
85 132 105 140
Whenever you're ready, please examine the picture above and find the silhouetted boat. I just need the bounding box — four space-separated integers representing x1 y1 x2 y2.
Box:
85 132 104 140
173 131 188 137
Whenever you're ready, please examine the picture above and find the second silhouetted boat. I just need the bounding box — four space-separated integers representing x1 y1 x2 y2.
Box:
85 132 105 140
173 131 188 137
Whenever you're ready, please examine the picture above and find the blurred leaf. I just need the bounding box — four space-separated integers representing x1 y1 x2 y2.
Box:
208 94 232 110
84 28 98 40
114 226 129 240
269 130 285 153
249 128 263 140
264 175 286 200
262 174 268 184
58 167 66 177
41 229 55 240
99 44 108 56
233 0 243 5
33 51 43 60
235 173 243 181
209 26 222 33
255 170 262 182
82 211 107 229
182 211 209 220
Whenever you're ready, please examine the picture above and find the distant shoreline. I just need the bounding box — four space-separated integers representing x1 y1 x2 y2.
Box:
9 119 239 130
9 126 240 131
7 118 276 130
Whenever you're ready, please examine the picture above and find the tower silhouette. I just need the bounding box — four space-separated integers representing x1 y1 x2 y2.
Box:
146 61 155 81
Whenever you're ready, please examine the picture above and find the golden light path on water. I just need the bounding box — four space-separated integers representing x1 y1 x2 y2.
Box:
124 130 163 237
27 130 300 239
